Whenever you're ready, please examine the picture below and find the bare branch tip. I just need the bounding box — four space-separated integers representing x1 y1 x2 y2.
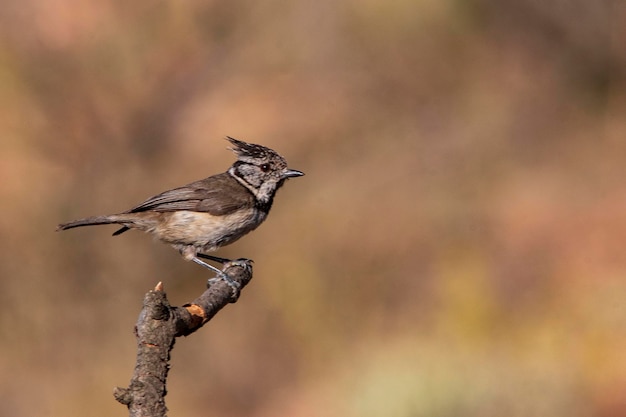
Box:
113 387 131 405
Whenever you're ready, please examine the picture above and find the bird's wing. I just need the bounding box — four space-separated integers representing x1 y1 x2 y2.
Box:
125 173 255 215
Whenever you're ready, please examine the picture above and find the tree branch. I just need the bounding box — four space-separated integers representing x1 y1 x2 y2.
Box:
113 259 253 417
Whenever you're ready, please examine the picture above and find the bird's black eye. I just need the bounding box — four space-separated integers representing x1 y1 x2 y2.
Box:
260 163 270 172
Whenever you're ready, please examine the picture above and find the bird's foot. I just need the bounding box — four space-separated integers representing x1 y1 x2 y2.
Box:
192 256 241 300
208 271 241 300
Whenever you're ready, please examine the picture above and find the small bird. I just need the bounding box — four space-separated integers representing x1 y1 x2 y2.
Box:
57 137 304 290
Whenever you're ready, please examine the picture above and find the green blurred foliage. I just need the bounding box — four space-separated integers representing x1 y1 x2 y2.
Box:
1 0 625 416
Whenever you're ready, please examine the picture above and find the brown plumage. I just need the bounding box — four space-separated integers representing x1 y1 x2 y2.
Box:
57 137 303 286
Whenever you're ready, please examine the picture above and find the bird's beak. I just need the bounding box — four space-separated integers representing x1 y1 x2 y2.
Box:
282 169 304 179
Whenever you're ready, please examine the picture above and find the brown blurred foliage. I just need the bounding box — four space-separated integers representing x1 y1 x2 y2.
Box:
1 1 625 416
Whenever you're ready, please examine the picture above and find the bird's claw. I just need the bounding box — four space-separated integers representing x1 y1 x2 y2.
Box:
208 272 241 301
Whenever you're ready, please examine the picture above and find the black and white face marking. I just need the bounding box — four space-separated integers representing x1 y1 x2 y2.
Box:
226 138 303 205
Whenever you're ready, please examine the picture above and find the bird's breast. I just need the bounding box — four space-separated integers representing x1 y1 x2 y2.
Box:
155 208 267 251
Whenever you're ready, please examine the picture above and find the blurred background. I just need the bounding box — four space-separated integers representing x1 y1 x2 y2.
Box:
1 0 625 416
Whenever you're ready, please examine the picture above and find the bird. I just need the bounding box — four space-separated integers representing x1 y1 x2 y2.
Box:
57 137 304 291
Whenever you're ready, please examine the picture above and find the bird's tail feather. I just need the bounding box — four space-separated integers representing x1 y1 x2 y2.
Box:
56 215 126 232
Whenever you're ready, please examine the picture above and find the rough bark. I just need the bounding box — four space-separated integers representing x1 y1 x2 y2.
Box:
113 259 253 417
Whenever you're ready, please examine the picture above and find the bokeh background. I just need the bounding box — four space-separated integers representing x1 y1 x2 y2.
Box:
1 1 625 416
